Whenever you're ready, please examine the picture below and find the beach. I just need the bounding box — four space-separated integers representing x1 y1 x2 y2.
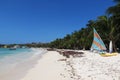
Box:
21 51 72 80
0 0 120 80
20 50 120 80
65 50 120 80
1 49 120 80
0 48 47 80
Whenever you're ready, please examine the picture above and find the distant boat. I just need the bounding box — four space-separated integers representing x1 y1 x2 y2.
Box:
9 47 16 50
91 28 106 52
21 46 27 48
9 45 18 50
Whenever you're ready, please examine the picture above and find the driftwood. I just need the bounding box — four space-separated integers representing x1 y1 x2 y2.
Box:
58 59 67 61
57 50 84 58
47 48 56 51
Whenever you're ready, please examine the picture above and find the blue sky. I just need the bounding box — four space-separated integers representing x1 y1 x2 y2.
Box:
0 0 115 44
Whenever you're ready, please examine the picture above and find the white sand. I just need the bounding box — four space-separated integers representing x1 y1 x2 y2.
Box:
69 50 120 80
21 51 72 80
20 50 120 80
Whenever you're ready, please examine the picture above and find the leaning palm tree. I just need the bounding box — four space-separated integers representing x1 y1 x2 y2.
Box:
96 15 119 52
107 0 120 16
106 0 120 29
106 0 120 51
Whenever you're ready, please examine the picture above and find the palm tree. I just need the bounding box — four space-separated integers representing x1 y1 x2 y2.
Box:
107 0 120 16
107 0 120 51
95 15 119 51
106 0 120 29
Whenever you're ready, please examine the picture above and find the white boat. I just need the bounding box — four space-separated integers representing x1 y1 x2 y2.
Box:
9 45 18 50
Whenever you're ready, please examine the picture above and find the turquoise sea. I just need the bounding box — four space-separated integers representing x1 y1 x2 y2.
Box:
0 48 47 80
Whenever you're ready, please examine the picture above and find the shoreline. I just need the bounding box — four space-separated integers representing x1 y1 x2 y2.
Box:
0 48 47 80
21 51 72 80
1 49 120 80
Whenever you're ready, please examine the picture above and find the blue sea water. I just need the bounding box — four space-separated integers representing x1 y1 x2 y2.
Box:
0 48 47 80
0 48 31 58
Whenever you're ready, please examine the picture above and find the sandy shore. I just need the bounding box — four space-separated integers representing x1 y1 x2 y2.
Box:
21 51 72 80
20 50 120 80
68 51 120 80
0 48 48 80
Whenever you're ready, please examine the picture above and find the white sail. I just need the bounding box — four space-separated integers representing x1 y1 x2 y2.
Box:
109 41 113 53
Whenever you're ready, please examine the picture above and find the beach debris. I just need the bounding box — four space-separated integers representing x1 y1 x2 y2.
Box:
58 59 67 61
46 48 56 51
57 50 84 58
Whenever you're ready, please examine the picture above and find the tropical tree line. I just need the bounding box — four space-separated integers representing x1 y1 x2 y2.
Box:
0 42 49 48
49 0 120 51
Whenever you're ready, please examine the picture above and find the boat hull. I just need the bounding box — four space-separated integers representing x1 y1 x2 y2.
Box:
100 53 118 57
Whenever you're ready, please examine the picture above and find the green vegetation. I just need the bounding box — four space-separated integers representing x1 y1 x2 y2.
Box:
0 43 49 48
49 0 120 51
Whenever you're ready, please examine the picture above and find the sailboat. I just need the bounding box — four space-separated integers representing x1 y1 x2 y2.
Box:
91 28 106 52
91 28 118 57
